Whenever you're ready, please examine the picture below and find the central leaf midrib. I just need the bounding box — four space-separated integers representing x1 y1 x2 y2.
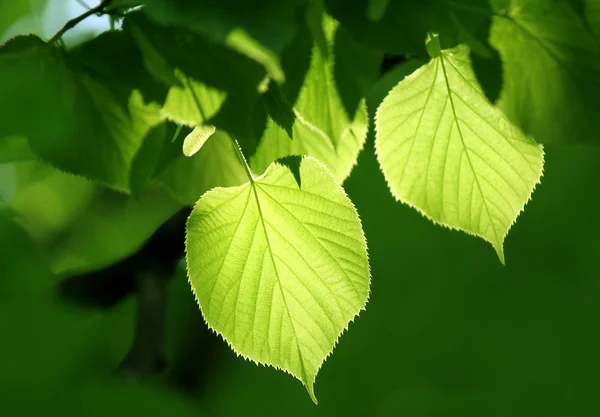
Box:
439 53 501 250
249 181 310 385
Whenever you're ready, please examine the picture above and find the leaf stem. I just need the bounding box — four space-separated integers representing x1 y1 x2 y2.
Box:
230 136 255 183
48 0 113 44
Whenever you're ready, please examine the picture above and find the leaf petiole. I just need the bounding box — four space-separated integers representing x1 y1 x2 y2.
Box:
230 136 255 183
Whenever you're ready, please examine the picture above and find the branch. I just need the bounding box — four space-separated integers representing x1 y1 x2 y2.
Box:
48 0 113 44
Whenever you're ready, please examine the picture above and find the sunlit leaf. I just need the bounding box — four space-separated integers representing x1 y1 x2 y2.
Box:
186 155 370 402
251 16 381 183
375 44 544 262
490 0 600 144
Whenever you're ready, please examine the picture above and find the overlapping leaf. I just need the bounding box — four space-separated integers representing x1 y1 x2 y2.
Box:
251 16 381 183
0 33 166 192
159 130 247 206
325 0 494 57
490 0 600 144
138 0 308 82
375 43 544 262
5 160 182 275
125 13 267 157
186 156 370 402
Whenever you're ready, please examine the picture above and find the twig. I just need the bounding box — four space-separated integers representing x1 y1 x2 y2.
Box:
74 0 93 10
48 0 113 44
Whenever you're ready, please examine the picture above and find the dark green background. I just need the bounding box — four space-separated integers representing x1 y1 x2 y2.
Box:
3 135 600 417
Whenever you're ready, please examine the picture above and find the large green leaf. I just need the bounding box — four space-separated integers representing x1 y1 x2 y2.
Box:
185 155 370 402
490 0 600 144
0 33 166 192
375 43 544 262
138 0 308 82
251 17 381 183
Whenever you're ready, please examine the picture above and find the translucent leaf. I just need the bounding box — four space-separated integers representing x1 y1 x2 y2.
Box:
186 155 370 402
490 0 600 144
125 13 267 157
0 33 165 192
183 125 216 157
375 44 544 262
251 17 380 183
161 73 226 127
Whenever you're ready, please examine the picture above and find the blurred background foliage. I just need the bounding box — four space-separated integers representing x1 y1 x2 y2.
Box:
1 1 600 416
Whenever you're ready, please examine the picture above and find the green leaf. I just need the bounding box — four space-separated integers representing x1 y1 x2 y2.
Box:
159 130 247 206
490 0 600 144
325 0 493 57
305 0 329 58
0 0 47 39
375 44 544 262
183 125 216 157
251 17 381 183
161 72 226 127
138 0 308 82
0 137 35 163
0 33 165 192
47 184 182 275
367 0 389 21
125 13 268 157
185 155 370 402
5 160 182 275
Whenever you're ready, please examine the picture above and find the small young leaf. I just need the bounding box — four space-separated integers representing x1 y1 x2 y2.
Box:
375 44 544 262
185 155 370 402
490 0 600 144
182 125 216 157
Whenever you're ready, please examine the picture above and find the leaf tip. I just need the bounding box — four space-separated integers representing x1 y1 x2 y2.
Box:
305 382 318 405
495 244 506 265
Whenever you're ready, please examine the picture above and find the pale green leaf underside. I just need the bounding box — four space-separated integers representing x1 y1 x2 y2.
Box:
250 17 368 183
183 125 216 157
375 45 544 262
185 156 370 402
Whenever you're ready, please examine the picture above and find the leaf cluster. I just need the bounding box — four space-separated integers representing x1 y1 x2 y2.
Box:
1 0 599 404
